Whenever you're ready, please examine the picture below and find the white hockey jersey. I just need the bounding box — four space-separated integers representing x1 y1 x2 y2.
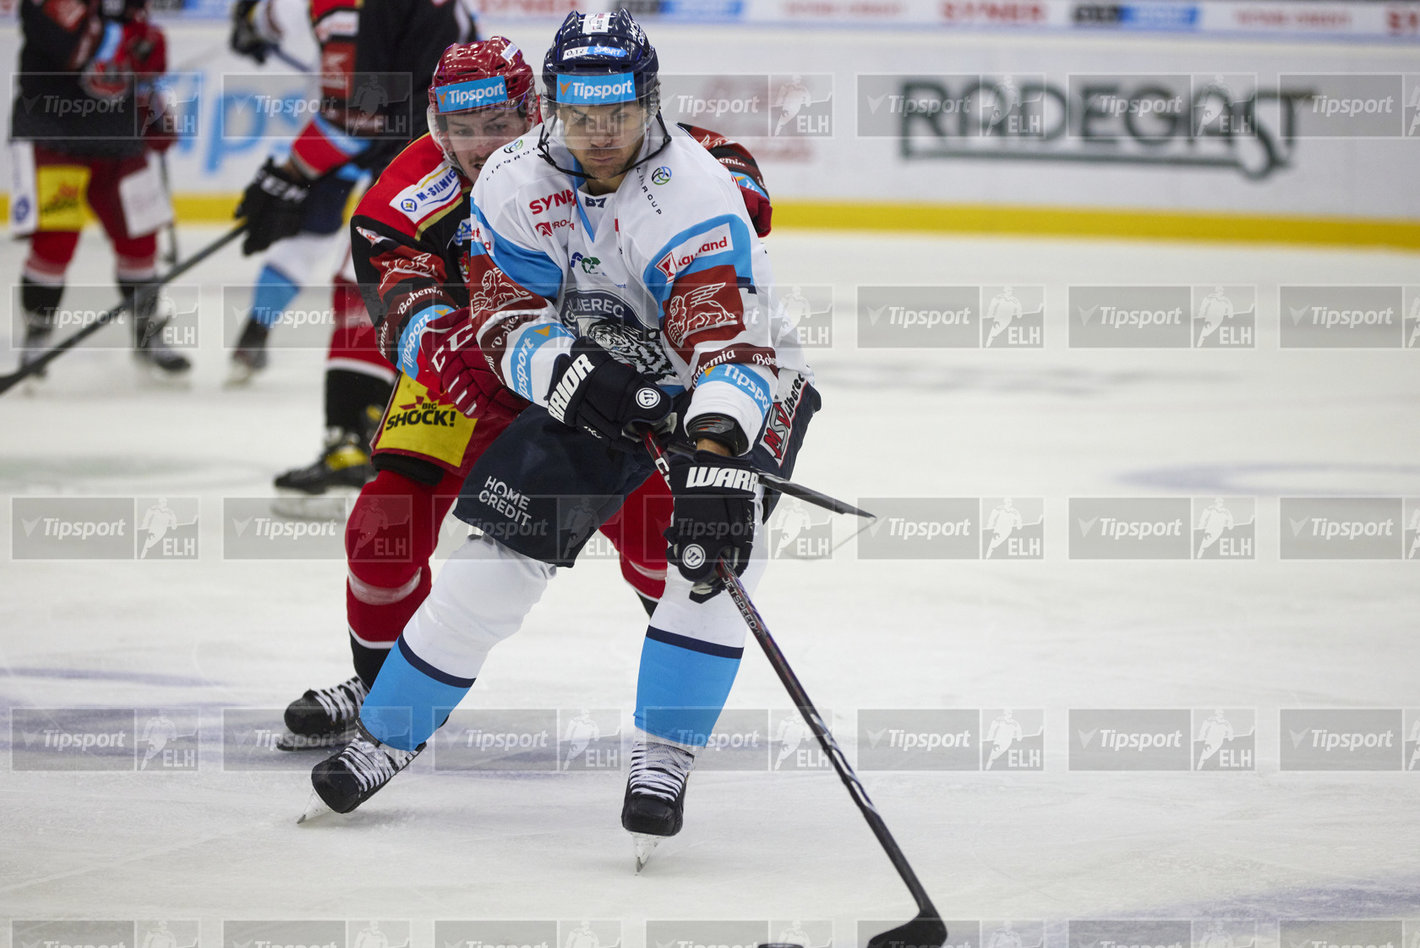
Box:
463 120 810 447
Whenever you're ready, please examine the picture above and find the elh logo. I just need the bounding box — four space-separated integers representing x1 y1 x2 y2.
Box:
347 920 412 948
980 497 1045 559
777 284 835 349
769 73 833 137
768 496 835 561
136 497 200 560
558 920 622 948
980 285 1045 348
770 708 832 771
982 920 1046 948
1191 497 1255 559
1191 709 1256 771
1405 708 1420 771
980 709 1045 771
1192 921 1257 948
1191 285 1256 348
557 708 622 771
1406 287 1420 348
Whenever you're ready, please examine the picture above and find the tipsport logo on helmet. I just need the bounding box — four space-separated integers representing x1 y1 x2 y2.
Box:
435 76 509 113
557 72 638 105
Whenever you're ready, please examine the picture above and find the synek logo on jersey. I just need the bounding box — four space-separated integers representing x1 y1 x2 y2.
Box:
391 165 462 225
1280 285 1406 348
1279 497 1403 559
435 76 508 113
556 72 636 105
437 920 556 948
1280 708 1403 770
1069 709 1192 770
1191 708 1256 771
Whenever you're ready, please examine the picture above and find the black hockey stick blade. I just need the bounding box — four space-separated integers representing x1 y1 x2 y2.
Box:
865 910 949 948
654 436 873 518
0 222 246 397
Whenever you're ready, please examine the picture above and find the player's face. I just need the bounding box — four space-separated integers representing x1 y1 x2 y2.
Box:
443 108 529 178
556 100 648 187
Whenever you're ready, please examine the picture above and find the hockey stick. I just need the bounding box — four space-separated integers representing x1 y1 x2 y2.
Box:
0 223 247 397
654 437 873 519
643 433 946 948
158 153 179 268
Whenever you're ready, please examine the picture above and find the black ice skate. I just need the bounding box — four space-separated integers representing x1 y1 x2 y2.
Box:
19 312 53 383
300 723 423 821
273 429 375 495
226 318 271 386
621 738 695 871
278 674 369 750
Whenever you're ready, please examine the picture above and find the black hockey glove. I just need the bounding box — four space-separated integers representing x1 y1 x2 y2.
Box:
545 339 674 446
230 0 274 64
665 449 759 602
236 158 310 255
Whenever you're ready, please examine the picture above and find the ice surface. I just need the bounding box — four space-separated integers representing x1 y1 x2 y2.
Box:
1 227 1418 935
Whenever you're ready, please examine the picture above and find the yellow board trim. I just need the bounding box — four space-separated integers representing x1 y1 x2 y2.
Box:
2 193 1417 250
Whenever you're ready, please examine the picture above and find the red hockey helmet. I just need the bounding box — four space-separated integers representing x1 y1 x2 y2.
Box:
427 38 540 177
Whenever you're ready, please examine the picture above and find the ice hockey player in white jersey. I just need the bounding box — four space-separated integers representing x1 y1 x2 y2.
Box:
306 11 821 868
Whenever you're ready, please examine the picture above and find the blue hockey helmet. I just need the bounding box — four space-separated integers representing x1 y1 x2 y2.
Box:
541 11 660 113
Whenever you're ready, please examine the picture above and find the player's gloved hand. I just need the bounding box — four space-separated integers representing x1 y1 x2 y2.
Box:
230 0 275 64
664 448 759 601
545 338 674 446
236 158 310 255
414 307 523 417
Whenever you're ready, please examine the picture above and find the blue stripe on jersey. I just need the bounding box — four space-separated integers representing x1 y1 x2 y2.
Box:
730 171 767 200
471 204 563 300
508 321 575 402
95 22 124 63
634 627 744 747
641 214 755 307
249 263 301 329
699 363 772 416
361 637 473 752
312 113 371 157
398 303 453 377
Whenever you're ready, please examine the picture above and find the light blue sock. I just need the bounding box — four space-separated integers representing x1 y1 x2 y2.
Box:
361 637 473 752
634 627 743 747
249 264 300 328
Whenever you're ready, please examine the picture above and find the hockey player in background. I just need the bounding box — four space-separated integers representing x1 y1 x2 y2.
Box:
280 38 781 750
10 0 188 376
227 0 473 493
305 11 819 865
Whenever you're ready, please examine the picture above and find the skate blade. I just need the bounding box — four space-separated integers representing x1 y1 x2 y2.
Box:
632 833 662 873
296 790 336 824
276 729 353 752
223 360 263 388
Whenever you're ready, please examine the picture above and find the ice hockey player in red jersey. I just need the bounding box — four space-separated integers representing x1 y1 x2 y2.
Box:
10 0 187 376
